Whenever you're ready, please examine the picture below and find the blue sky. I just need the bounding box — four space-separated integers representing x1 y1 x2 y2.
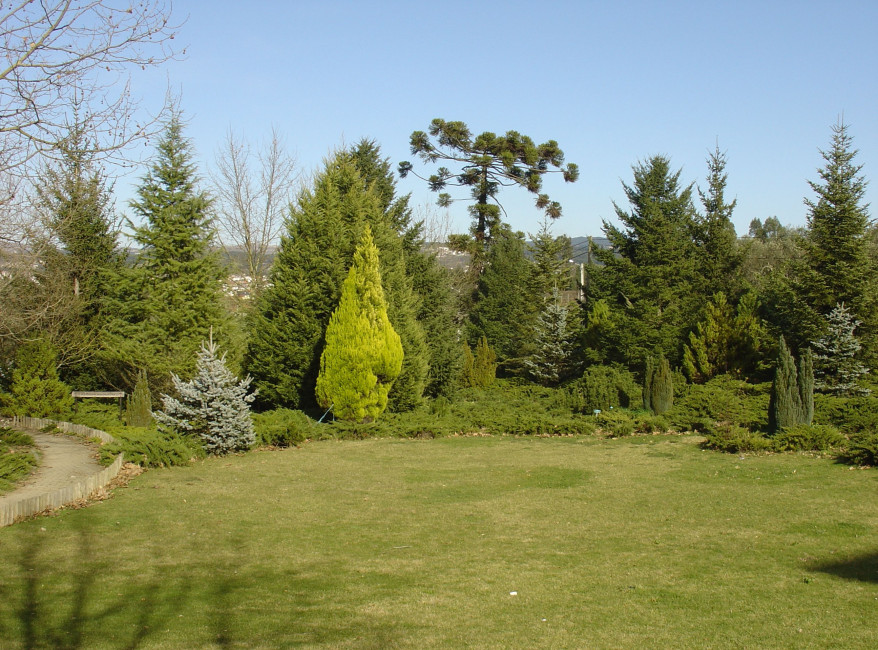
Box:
121 0 878 239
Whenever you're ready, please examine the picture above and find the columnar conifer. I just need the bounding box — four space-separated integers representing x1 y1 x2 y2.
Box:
316 227 403 422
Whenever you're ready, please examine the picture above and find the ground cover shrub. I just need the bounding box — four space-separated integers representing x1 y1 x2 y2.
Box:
702 421 772 453
100 427 204 467
591 409 635 437
771 424 845 452
0 426 38 492
566 365 639 414
71 402 124 432
671 375 769 433
253 409 315 447
814 393 878 434
846 430 878 466
632 413 672 434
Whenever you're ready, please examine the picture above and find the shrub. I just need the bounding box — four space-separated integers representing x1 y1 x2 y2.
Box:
125 369 153 428
253 409 314 447
671 375 769 433
768 337 813 432
771 424 845 452
702 422 771 454
643 355 673 415
567 365 640 414
71 401 124 431
592 409 635 437
0 426 39 492
846 430 878 466
814 393 878 435
0 340 74 418
100 427 204 467
633 414 671 434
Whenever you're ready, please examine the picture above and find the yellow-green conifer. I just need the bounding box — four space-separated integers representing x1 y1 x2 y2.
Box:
316 227 403 421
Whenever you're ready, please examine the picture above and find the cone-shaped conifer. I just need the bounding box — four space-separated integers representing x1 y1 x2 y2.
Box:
316 227 403 421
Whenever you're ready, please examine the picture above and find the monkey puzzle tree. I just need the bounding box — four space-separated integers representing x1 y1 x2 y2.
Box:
398 118 579 267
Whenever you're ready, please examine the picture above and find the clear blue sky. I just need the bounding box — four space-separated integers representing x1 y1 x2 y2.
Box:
122 0 878 239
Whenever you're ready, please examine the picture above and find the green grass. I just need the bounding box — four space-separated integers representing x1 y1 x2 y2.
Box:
1 435 877 648
0 426 38 494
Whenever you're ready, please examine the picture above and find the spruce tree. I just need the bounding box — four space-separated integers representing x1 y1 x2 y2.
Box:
155 335 256 455
695 145 741 298
523 288 576 386
528 218 574 301
813 303 870 395
316 227 403 422
103 113 225 393
801 121 877 361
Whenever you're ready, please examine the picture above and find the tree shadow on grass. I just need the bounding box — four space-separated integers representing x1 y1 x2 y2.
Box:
1 514 416 648
810 551 878 583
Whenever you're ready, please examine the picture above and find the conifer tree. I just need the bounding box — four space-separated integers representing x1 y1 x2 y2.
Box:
643 354 673 415
155 335 256 455
103 113 225 392
471 336 497 388
125 368 153 428
461 343 476 388
769 337 814 432
316 227 403 422
800 121 877 361
523 288 576 386
695 146 741 298
0 340 74 418
528 218 574 301
813 303 870 395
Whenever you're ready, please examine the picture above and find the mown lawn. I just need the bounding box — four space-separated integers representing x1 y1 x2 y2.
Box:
0 435 876 649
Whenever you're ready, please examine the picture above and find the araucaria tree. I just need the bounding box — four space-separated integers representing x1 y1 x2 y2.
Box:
316 227 403 422
103 114 226 391
769 337 814 433
398 118 579 265
155 336 256 455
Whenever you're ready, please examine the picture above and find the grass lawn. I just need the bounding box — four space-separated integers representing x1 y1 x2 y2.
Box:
0 434 876 648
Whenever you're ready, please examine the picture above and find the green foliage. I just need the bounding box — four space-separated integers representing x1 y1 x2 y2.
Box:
101 113 226 394
643 355 673 415
590 155 701 367
814 393 878 436
463 337 497 389
125 368 153 427
523 288 576 386
772 424 845 452
671 375 770 433
528 218 574 297
846 430 878 466
252 409 314 447
769 337 814 432
0 426 38 493
813 303 871 395
100 426 204 467
702 422 771 454
71 401 123 431
567 365 640 414
399 118 579 266
0 340 74 418
316 227 404 422
695 145 741 298
592 409 636 437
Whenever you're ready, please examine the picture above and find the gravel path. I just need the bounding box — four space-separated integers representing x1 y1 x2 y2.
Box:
0 431 103 507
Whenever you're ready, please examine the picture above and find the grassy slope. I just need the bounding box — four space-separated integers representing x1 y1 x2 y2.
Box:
0 435 876 649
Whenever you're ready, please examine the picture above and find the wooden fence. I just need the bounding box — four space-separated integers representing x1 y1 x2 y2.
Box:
0 417 124 527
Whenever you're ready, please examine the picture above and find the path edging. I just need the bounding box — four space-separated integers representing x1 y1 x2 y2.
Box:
0 417 125 527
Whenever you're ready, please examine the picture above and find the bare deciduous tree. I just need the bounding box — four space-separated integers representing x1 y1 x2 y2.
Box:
211 128 298 294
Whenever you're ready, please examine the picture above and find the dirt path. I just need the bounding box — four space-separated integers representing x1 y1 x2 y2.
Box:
0 431 104 507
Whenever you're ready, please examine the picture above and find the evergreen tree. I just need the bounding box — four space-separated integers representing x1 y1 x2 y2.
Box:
813 303 870 395
155 335 256 455
316 227 403 422
643 354 673 415
467 227 537 373
103 114 225 393
800 121 877 363
461 343 476 388
125 368 153 428
591 156 701 368
398 118 579 269
0 340 74 418
523 288 576 386
471 336 497 388
528 218 574 301
769 337 814 432
695 145 741 298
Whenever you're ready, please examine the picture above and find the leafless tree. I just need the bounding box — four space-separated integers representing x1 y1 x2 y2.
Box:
211 128 299 294
416 202 453 246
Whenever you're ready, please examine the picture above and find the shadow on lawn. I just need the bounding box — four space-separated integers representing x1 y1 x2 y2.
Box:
811 551 878 583
0 515 407 649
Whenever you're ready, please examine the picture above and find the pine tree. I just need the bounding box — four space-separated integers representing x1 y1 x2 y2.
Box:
316 227 403 422
125 368 153 428
155 335 256 455
0 340 74 418
813 303 870 395
523 288 576 386
103 113 225 393
769 337 814 432
643 354 673 415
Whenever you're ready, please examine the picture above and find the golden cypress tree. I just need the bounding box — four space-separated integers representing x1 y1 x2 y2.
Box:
316 226 403 421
